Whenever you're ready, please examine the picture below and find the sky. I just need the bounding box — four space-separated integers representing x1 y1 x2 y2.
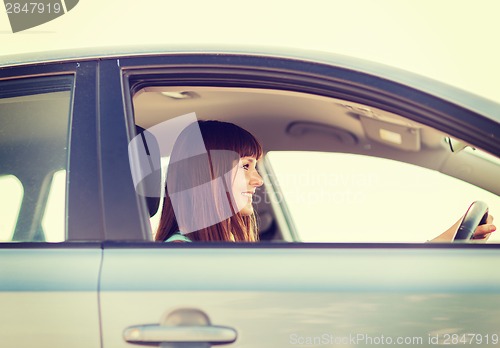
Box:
1 0 500 103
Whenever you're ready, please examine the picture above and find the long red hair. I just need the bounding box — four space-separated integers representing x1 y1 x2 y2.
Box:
155 120 263 242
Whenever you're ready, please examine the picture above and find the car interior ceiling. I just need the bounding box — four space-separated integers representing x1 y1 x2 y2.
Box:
133 86 499 195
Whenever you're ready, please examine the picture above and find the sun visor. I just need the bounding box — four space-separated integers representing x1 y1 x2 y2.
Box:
359 114 421 151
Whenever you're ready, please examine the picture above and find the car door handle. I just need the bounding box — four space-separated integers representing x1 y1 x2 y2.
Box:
123 308 237 346
123 324 237 345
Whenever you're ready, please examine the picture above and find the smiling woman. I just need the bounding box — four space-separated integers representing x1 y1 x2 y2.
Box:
154 120 264 242
232 157 264 217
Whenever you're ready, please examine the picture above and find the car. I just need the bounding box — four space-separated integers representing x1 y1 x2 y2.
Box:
1 46 499 347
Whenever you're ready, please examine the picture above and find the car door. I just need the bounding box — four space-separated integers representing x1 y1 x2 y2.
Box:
98 53 500 348
101 245 500 348
0 61 102 347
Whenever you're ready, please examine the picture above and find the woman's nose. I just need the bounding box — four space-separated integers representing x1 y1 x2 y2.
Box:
250 170 264 187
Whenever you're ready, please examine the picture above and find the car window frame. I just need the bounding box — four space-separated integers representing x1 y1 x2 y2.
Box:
119 53 500 244
120 53 500 155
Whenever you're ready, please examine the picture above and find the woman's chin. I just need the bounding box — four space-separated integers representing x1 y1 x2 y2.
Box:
239 205 254 216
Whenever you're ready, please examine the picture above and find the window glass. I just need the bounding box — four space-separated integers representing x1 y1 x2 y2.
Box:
41 170 66 242
267 151 500 243
0 75 73 242
0 175 23 241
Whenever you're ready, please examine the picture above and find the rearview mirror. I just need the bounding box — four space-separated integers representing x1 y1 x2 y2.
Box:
446 137 474 153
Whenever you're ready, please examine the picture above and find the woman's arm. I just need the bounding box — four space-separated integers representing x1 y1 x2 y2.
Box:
429 214 496 242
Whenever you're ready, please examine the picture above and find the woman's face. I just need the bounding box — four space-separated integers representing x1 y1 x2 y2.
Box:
231 156 263 216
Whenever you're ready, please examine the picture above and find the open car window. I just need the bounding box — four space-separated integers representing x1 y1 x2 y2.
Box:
130 85 499 244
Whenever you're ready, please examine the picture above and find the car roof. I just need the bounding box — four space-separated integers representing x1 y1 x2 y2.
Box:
1 44 499 124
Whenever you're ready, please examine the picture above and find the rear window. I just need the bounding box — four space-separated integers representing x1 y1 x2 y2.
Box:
0 75 73 242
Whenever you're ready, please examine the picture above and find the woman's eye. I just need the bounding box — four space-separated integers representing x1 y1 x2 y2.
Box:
242 164 249 170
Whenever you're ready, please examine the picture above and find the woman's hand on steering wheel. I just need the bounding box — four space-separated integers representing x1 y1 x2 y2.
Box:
471 213 495 241
428 201 496 243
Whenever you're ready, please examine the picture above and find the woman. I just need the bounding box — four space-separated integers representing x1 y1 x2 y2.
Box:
155 120 263 242
155 120 495 243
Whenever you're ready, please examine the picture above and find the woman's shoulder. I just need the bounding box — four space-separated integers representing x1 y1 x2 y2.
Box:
165 231 192 243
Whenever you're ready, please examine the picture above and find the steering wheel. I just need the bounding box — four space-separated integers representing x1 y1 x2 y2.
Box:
453 201 489 242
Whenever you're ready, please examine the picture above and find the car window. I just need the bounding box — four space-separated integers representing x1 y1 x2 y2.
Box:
132 84 499 244
267 151 500 243
0 75 73 242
